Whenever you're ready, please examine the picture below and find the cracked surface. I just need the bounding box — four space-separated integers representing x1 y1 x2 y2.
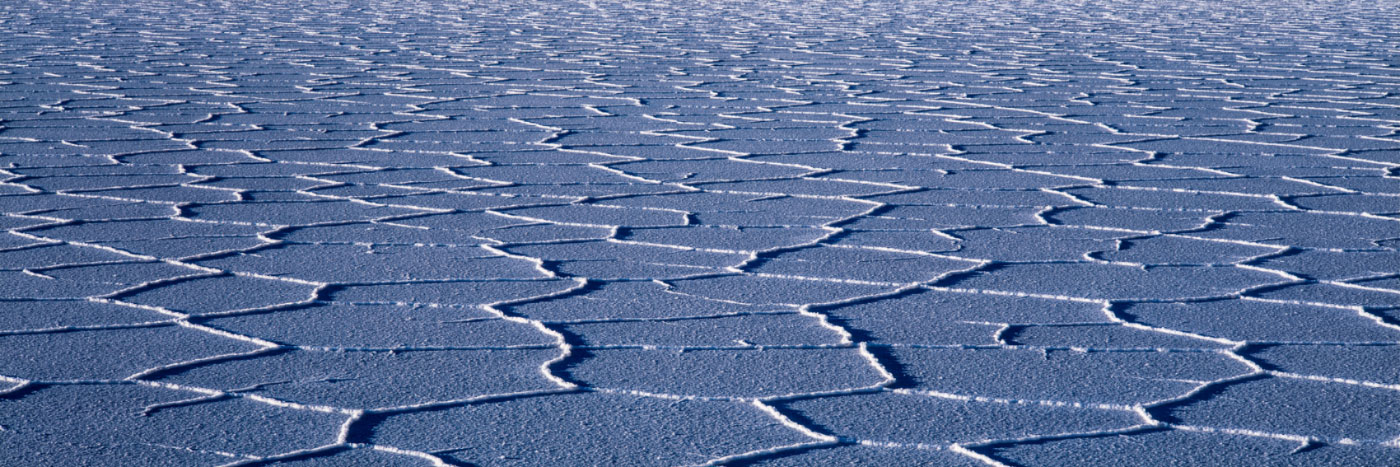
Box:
1 0 1399 465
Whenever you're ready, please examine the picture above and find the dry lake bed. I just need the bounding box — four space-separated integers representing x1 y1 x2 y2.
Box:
1 0 1399 465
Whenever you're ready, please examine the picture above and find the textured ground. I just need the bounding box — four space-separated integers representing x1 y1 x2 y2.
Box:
2 0 1400 465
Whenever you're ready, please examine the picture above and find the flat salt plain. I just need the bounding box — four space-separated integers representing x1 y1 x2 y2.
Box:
1 0 1399 464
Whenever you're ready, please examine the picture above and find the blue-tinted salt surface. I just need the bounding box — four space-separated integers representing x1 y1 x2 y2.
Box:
1 0 1398 465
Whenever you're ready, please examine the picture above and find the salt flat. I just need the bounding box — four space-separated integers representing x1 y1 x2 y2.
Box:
1 0 1399 465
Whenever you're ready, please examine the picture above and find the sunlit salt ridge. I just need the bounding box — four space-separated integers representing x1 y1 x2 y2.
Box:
1 0 1399 465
